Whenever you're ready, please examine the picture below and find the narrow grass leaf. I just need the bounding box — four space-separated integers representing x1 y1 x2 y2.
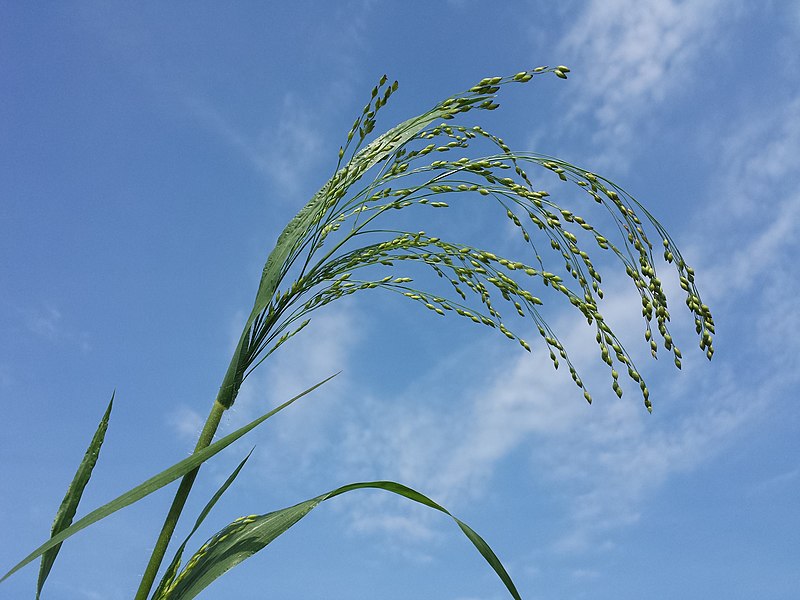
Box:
1 373 337 584
36 393 114 599
161 480 522 600
151 450 253 600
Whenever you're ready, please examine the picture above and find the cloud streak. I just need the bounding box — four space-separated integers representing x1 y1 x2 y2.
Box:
215 302 361 494
336 274 752 554
187 94 326 195
556 0 734 168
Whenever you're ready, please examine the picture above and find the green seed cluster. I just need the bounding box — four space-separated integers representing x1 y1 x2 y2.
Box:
236 67 713 412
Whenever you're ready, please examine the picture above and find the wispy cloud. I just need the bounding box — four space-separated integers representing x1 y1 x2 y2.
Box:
185 2 377 196
21 303 91 351
336 274 753 552
165 299 358 462
217 302 361 490
187 94 326 195
556 0 735 168
748 467 800 498
693 95 800 376
25 305 62 340
166 404 206 442
259 94 326 193
710 96 800 218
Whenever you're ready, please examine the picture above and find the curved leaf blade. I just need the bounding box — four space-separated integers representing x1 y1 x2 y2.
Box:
163 481 522 600
1 373 337 584
36 393 114 599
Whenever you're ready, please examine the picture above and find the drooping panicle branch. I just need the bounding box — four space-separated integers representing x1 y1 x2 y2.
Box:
222 65 713 414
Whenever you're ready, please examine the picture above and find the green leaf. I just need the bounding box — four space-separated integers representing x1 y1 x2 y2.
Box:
1 372 338 584
161 481 522 600
151 450 253 600
36 393 114 599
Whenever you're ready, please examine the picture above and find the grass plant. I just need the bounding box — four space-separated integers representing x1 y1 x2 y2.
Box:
2 66 714 599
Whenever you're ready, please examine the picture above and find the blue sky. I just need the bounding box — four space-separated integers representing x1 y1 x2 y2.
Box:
1 2 798 599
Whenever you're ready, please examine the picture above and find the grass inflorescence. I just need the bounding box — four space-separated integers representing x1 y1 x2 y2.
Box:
229 65 714 413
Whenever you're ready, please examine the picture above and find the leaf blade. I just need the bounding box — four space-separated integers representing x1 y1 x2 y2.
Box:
164 480 522 600
36 393 114 599
1 373 337 584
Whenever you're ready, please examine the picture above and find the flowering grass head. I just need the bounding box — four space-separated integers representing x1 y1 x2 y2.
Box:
221 65 714 413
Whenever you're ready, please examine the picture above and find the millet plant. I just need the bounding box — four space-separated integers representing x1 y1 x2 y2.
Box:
2 66 715 599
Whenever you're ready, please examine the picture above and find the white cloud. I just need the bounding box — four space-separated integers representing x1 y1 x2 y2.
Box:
546 381 754 553
187 94 325 195
712 96 800 217
333 282 754 554
166 404 206 442
748 467 800 498
693 95 800 373
21 304 91 351
26 305 62 340
349 509 438 543
161 297 360 492
184 3 377 197
258 94 326 193
557 0 736 167
220 302 361 487
248 301 358 409
375 286 728 515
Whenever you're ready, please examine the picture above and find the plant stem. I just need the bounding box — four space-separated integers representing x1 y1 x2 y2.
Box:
133 399 226 600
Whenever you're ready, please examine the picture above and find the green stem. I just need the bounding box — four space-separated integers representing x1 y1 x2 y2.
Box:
133 399 226 600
